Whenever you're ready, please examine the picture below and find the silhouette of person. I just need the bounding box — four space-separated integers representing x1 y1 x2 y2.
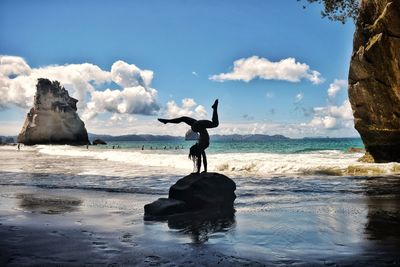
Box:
158 99 219 173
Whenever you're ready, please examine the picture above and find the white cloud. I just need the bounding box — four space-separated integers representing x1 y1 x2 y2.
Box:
182 98 196 109
82 86 159 120
294 92 304 103
192 71 199 77
327 79 347 99
164 98 207 119
0 56 31 77
0 55 160 118
210 56 324 84
304 77 354 131
194 105 207 118
111 60 153 88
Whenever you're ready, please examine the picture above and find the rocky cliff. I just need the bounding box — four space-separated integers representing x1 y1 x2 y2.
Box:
348 0 400 162
18 78 89 145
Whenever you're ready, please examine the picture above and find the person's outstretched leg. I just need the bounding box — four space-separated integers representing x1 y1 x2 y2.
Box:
211 99 219 127
191 99 219 129
158 116 197 126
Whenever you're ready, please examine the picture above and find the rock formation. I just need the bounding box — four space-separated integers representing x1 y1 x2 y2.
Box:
348 0 400 162
18 78 89 145
144 172 236 220
92 139 107 145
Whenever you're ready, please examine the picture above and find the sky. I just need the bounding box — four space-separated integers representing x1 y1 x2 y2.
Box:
0 0 358 138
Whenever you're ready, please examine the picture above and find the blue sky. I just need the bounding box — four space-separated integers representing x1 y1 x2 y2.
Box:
0 0 358 137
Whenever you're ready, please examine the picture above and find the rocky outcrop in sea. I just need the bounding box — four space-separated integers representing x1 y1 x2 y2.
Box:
18 78 89 145
348 0 400 162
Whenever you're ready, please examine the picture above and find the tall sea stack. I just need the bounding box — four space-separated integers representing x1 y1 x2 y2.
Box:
18 78 89 145
348 0 400 162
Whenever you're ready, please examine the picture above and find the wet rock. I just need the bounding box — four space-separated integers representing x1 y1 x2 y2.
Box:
144 198 188 220
17 78 89 145
92 139 107 145
169 172 236 209
348 0 400 162
144 172 236 220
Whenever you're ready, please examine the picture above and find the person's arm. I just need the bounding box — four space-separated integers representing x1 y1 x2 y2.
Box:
202 151 207 173
196 154 201 173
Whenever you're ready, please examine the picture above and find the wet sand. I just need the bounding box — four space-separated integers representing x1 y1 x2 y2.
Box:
1 183 400 266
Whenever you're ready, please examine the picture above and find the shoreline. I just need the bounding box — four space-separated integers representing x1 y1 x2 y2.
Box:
1 184 399 266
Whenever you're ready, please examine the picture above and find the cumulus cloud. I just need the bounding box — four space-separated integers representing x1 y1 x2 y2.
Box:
306 101 353 130
164 98 207 119
210 56 324 84
111 60 153 88
303 78 354 130
82 87 159 120
0 55 160 118
0 56 31 77
327 79 347 99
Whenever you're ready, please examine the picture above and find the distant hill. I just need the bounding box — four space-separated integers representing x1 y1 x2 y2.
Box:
0 136 16 144
88 133 183 142
88 133 290 142
212 134 290 141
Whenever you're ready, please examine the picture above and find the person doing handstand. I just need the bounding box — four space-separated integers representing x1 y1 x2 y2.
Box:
158 99 219 173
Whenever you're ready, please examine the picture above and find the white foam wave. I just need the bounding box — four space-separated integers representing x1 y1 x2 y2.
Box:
36 145 400 177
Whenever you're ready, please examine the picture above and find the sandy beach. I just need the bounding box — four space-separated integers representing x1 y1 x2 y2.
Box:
1 181 400 266
0 146 400 266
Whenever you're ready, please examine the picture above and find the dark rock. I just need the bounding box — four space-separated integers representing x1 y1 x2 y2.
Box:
144 198 188 220
144 172 236 220
17 78 89 145
348 0 400 162
92 139 107 145
169 172 236 210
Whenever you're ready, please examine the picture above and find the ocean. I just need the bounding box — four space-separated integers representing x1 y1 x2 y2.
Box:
1 138 400 265
1 138 400 195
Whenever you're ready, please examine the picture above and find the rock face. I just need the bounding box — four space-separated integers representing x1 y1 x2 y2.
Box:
144 198 189 218
348 0 400 162
144 172 236 220
169 172 236 209
92 139 107 145
18 78 89 145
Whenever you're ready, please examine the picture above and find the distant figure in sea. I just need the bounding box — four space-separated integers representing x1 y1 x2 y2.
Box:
17 143 20 151
158 99 219 173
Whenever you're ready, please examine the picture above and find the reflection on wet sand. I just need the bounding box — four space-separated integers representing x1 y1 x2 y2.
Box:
17 193 82 214
365 176 400 250
168 209 236 243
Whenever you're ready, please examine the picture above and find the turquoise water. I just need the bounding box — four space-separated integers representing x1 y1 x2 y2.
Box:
97 138 364 154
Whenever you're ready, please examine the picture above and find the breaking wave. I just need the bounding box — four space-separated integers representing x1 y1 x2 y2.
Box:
36 145 400 177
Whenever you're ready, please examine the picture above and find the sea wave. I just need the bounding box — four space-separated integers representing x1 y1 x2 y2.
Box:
35 145 400 177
